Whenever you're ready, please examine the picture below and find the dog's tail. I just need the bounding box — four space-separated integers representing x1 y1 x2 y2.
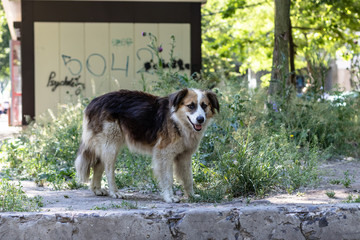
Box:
75 142 92 183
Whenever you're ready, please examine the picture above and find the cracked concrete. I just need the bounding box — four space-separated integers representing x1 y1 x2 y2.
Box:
1 174 360 239
1 205 360 239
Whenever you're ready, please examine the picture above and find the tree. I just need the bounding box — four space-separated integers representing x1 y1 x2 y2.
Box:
291 0 360 85
202 0 274 82
201 0 360 91
0 2 10 93
269 0 291 97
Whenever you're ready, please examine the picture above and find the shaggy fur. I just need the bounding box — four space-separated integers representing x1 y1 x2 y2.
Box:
75 88 219 203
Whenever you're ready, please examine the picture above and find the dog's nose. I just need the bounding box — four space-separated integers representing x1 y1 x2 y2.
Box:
196 116 204 123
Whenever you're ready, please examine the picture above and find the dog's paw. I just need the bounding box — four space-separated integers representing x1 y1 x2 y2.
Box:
164 196 180 203
191 193 201 199
109 191 125 199
93 188 108 196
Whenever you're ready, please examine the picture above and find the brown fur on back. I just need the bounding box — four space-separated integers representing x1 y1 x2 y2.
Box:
85 90 171 145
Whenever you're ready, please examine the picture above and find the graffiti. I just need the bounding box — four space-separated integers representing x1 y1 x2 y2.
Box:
62 55 82 75
135 48 190 73
112 38 133 47
136 48 154 73
86 53 107 77
111 54 129 77
62 52 130 77
143 58 190 72
47 71 85 95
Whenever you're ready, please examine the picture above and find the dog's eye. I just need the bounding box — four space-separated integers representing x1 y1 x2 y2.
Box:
201 103 208 110
187 103 195 110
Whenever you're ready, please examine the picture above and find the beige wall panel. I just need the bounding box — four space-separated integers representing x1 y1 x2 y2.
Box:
134 23 159 91
110 23 135 90
34 22 192 117
84 23 110 96
59 23 85 103
34 22 60 117
159 23 191 76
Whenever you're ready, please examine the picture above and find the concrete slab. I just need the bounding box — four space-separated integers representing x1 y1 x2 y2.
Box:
1 181 360 239
1 204 360 239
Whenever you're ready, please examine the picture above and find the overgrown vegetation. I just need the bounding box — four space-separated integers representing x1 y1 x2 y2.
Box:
0 178 43 212
0 32 359 207
0 103 85 190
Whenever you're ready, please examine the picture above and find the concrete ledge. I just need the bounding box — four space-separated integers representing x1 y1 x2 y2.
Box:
1 204 360 240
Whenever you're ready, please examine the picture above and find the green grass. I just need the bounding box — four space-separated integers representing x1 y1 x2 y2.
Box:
91 201 138 210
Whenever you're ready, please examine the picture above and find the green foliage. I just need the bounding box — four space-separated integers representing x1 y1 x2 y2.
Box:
292 0 360 64
344 194 360 203
202 0 360 82
325 190 336 199
0 3 10 81
91 201 138 210
267 91 360 156
0 101 85 189
202 0 274 80
115 149 158 191
193 87 324 199
341 170 353 188
1 33 359 205
0 178 43 212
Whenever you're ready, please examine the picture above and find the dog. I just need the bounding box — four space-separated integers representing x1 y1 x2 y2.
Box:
75 88 219 203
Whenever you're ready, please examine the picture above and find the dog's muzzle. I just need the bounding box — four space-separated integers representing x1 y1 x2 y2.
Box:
187 116 204 132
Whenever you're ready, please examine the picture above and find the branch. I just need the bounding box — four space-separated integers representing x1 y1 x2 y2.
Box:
203 0 269 17
292 26 323 31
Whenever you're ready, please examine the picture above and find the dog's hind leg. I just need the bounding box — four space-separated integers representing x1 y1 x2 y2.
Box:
102 143 124 199
90 160 108 196
174 152 196 198
153 149 180 203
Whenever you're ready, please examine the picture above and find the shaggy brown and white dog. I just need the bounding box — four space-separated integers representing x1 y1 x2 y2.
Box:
75 88 219 203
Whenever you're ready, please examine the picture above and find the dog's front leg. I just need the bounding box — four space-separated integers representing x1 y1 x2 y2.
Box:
174 152 198 198
152 149 180 203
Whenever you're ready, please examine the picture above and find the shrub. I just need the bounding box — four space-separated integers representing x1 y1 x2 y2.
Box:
0 101 85 189
266 91 360 156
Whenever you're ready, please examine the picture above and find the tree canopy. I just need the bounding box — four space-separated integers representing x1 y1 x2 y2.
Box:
0 3 9 77
0 2 10 92
202 0 360 87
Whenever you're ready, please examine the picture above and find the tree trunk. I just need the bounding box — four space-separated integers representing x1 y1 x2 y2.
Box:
289 18 296 87
269 0 291 96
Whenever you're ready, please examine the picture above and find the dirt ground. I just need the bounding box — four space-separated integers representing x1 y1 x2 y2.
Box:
264 156 360 205
14 156 359 212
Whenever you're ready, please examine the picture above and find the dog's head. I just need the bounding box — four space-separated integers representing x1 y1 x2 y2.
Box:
170 88 219 132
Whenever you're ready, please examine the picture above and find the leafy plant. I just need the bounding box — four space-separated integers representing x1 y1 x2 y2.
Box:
341 170 353 188
325 190 336 199
0 101 85 189
0 178 43 212
344 194 360 203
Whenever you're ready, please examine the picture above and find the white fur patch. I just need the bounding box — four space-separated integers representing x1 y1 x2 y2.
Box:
187 89 206 126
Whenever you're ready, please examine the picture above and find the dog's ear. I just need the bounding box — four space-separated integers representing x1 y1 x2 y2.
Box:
206 91 220 113
169 88 188 111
